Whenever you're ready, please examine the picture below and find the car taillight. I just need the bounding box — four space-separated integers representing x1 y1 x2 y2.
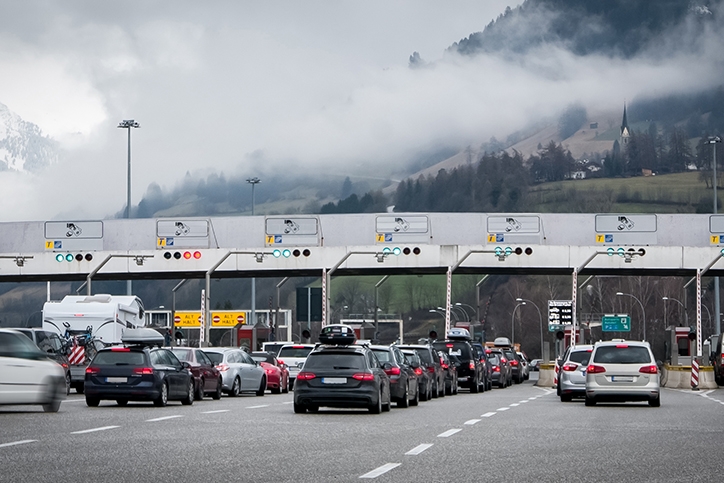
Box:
501 357 507 363
562 363 578 372
414 368 423 375
639 365 658 374
216 364 229 372
85 366 100 374
62 363 69 369
446 344 454 348
616 345 629 348
587 364 606 374
427 366 435 373
352 373 374 380
510 360 518 366
278 359 285 365
469 360 475 370
441 364 448 369
265 368 274 375
385 367 401 376
111 348 130 351
493 365 500 372
297 372 316 380
132 367 153 375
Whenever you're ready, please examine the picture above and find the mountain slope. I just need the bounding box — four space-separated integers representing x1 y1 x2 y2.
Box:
0 102 59 173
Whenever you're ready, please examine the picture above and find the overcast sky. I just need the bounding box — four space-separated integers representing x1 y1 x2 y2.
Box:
0 1 722 221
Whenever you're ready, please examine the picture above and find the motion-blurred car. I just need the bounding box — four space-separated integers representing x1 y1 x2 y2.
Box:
251 351 290 394
13 328 72 395
369 344 419 408
0 328 66 412
170 347 223 400
84 329 194 407
204 348 267 397
277 344 315 389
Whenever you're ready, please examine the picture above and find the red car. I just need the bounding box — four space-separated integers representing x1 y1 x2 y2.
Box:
170 347 223 400
251 351 290 394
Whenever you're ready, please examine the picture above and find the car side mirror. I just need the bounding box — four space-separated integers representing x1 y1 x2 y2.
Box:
181 361 191 369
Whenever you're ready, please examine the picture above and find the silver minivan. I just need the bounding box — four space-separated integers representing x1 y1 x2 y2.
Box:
585 340 660 407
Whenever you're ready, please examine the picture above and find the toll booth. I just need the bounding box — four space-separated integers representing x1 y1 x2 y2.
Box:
665 326 695 365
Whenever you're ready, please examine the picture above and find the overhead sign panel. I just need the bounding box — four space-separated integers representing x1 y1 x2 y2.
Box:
375 215 429 244
487 215 542 244
709 215 724 244
44 221 103 251
548 300 572 331
157 220 210 249
601 315 631 332
594 214 657 245
265 217 320 246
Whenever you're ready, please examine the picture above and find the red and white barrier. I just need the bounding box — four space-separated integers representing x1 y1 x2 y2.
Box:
691 358 699 389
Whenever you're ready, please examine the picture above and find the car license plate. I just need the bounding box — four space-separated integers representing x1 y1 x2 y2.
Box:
321 377 346 384
106 377 127 384
611 376 633 382
458 377 469 382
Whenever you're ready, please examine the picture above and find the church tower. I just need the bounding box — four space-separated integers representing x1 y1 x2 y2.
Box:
620 103 630 145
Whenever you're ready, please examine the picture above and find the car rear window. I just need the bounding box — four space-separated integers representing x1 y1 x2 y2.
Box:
433 342 473 360
251 353 274 364
568 350 592 365
93 351 146 365
205 352 223 364
400 347 433 365
371 349 393 363
278 346 313 358
593 346 652 364
303 352 366 371
170 349 192 362
487 354 501 365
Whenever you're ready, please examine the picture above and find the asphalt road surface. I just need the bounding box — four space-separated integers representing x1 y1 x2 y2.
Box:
1 376 723 482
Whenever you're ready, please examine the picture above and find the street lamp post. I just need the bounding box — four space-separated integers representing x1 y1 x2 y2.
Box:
617 292 646 340
247 177 261 332
709 136 722 335
438 306 458 322
455 303 475 322
118 119 139 296
452 305 469 322
511 302 525 345
662 296 688 326
516 298 543 360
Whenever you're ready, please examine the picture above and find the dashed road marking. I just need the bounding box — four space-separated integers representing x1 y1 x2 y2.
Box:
405 444 433 456
359 463 401 479
282 401 293 405
71 425 120 434
147 415 183 422
246 404 270 409
497 407 510 412
437 429 462 438
481 412 496 418
0 440 36 449
464 419 481 425
509 403 519 407
519 400 529 403
201 409 230 414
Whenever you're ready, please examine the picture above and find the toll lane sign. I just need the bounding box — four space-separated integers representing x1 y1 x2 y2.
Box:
548 300 573 331
173 311 246 327
602 315 631 332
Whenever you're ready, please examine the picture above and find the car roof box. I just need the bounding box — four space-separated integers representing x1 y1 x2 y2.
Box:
493 337 512 347
122 328 164 347
447 328 472 340
319 324 357 345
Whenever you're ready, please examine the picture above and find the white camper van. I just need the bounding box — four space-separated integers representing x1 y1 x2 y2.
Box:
43 294 146 392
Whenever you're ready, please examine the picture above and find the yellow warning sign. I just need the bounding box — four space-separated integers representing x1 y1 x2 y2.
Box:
712 235 720 244
376 234 385 242
487 234 496 243
173 311 246 327
596 234 605 243
157 238 167 247
266 235 275 244
45 241 54 250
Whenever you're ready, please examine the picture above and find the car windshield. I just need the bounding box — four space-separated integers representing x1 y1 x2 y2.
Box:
93 351 146 365
400 347 432 365
568 350 591 365
170 349 192 362
488 354 501 365
593 346 651 364
371 349 393 363
204 352 224 364
303 352 366 371
433 341 472 361
278 346 313 358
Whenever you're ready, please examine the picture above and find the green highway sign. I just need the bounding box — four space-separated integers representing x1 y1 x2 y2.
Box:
602 315 631 332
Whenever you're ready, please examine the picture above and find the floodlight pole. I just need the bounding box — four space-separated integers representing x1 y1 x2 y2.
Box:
709 136 722 335
118 119 139 297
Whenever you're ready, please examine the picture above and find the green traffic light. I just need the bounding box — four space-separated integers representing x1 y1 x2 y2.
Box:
382 247 391 254
393 247 401 255
65 254 74 262
56 254 64 262
273 249 281 258
607 248 615 256
282 249 291 258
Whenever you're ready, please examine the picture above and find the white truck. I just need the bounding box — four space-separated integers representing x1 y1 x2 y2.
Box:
42 294 146 392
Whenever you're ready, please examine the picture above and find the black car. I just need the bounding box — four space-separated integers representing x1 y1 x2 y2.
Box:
401 349 432 401
472 342 493 391
487 349 512 388
84 329 194 407
370 345 419 408
293 339 392 414
398 343 446 398
433 338 484 393
438 350 459 395
502 347 524 384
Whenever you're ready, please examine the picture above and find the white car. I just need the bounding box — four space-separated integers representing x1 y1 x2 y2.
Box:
0 328 66 412
277 344 315 389
204 348 266 397
585 339 660 407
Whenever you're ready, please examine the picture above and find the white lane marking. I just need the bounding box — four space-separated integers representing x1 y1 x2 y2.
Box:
464 419 481 425
497 407 509 411
71 425 120 435
481 412 496 418
702 390 714 396
146 415 183 422
509 403 519 407
437 429 462 438
0 440 36 449
201 409 230 414
246 404 270 409
528 397 537 401
405 444 433 456
519 400 529 403
282 401 293 405
359 463 401 479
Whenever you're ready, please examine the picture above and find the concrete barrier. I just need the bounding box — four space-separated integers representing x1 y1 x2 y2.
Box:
537 363 556 387
662 364 718 389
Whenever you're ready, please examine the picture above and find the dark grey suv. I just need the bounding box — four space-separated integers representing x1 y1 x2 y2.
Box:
370 345 419 408
398 343 446 399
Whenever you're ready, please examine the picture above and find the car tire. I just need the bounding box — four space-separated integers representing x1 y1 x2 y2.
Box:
230 377 241 397
256 377 266 397
471 380 480 393
154 381 169 407
584 395 596 407
308 405 319 412
42 381 63 413
369 389 382 414
410 385 419 406
76 383 85 394
560 393 572 402
282 378 289 394
212 378 223 400
431 381 439 399
116 399 129 407
419 385 428 402
557 382 561 396
445 382 452 396
65 372 71 396
196 379 204 401
271 386 281 394
293 402 306 413
182 379 195 405
649 395 661 407
382 393 391 412
398 383 410 408
85 396 100 407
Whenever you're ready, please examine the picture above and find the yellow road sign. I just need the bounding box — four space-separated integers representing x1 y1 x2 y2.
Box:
596 234 605 243
173 311 246 327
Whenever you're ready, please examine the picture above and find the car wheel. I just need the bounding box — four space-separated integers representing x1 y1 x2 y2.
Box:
154 381 169 407
196 379 204 401
419 384 428 402
649 395 661 407
282 377 289 394
410 385 419 406
471 379 480 393
85 396 100 407
256 377 266 397
271 386 281 394
116 399 129 407
212 378 223 400
182 379 195 405
560 393 572 403
65 372 71 396
289 379 294 391
230 377 241 397
75 383 85 395
431 381 439 398
439 380 446 398
42 381 63 413
293 402 306 413
369 389 382 414
557 382 561 396
398 383 410 408
585 395 596 407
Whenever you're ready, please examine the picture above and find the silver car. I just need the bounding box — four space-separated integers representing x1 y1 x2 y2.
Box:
558 344 593 401
204 348 266 397
585 340 660 407
277 344 315 389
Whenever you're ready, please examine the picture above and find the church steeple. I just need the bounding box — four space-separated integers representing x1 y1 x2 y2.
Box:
620 103 630 145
